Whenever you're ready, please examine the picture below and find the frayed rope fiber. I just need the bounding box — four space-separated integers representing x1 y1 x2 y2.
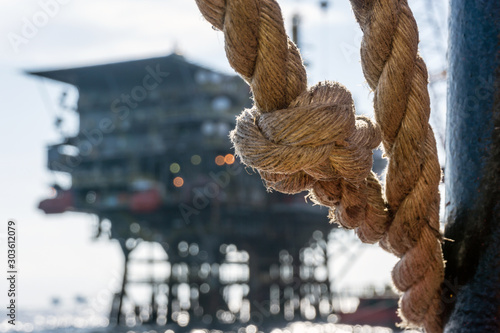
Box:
194 0 445 331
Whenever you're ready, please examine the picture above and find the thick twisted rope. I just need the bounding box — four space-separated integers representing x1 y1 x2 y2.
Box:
195 0 444 331
349 0 444 331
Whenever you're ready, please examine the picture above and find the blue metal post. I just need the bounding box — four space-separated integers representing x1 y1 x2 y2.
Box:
442 0 500 331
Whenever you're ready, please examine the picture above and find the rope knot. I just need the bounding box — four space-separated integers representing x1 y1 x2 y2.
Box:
232 81 381 183
231 81 387 243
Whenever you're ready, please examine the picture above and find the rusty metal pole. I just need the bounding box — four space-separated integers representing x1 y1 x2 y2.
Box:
442 0 500 331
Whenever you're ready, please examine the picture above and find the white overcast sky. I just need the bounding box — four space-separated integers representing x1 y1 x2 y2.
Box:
0 0 447 316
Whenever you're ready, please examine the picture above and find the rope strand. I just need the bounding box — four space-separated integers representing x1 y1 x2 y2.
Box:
349 0 444 331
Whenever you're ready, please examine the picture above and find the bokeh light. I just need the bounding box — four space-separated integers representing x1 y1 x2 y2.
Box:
191 155 202 165
170 163 181 173
224 154 235 164
173 177 184 187
215 155 225 166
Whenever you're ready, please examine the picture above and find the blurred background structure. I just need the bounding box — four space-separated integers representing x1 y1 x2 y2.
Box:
32 51 397 330
0 0 448 332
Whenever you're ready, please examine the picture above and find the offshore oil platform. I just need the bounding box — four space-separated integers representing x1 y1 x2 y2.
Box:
33 53 396 330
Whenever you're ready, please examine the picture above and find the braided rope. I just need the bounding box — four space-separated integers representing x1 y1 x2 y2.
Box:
195 0 444 331
349 1 444 331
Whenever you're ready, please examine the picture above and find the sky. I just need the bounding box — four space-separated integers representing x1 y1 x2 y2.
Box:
0 0 448 324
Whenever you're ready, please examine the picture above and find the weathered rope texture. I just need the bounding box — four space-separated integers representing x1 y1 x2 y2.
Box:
195 0 444 331
349 0 444 331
